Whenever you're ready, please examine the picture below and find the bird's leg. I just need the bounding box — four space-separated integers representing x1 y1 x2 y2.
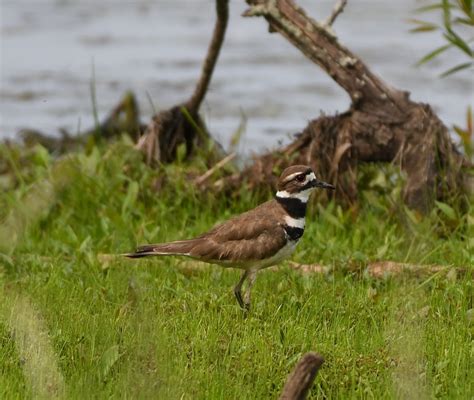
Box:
234 270 249 310
242 270 257 311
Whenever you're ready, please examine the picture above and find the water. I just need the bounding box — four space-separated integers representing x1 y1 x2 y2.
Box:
1 0 473 153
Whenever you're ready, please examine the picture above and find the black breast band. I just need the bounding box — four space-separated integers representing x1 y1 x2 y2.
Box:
283 225 304 241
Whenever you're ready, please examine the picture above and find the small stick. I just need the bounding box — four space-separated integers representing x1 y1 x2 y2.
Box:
323 0 348 27
194 152 236 185
279 352 325 400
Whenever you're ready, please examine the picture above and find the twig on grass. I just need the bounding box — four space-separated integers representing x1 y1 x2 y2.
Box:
194 152 236 185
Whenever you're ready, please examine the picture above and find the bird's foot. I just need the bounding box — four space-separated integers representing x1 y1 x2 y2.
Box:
234 288 250 311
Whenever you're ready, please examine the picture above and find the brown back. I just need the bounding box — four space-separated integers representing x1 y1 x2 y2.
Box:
188 199 288 262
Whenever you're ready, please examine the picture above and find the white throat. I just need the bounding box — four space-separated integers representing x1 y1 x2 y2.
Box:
275 187 313 202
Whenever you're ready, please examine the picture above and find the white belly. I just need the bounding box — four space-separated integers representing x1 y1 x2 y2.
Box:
238 239 299 271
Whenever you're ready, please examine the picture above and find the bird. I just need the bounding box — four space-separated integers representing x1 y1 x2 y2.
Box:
125 165 335 310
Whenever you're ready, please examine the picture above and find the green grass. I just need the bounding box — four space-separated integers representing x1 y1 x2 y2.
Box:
0 139 472 399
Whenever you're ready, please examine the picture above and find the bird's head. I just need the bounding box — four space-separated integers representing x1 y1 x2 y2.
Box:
276 165 335 202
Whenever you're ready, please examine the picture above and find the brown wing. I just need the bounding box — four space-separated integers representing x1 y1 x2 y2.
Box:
188 200 288 262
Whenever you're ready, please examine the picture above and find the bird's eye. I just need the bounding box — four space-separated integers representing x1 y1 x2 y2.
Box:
296 174 306 182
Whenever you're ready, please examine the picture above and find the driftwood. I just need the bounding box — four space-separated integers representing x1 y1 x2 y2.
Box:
279 352 324 400
136 0 229 164
228 0 470 212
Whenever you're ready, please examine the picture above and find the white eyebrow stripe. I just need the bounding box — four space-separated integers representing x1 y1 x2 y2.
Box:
284 215 305 228
283 172 304 182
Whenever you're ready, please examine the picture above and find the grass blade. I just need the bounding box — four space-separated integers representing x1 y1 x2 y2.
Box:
440 61 473 76
417 43 452 65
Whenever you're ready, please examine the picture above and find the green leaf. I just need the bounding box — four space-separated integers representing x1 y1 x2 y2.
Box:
443 29 473 56
0 253 14 269
453 124 468 137
417 44 452 65
442 0 452 30
458 0 473 15
410 25 439 32
407 18 438 25
351 251 368 263
100 345 121 379
78 236 92 253
121 181 139 215
404 206 422 225
176 142 187 163
323 211 344 230
376 243 389 259
318 206 344 230
408 18 439 33
435 201 457 220
180 106 208 144
440 61 473 76
32 144 51 167
454 17 474 25
415 3 450 13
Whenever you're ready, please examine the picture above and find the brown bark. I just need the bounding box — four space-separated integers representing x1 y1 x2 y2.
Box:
279 352 324 400
237 0 469 211
136 0 229 164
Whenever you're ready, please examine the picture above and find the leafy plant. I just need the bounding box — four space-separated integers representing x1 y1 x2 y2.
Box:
409 0 473 76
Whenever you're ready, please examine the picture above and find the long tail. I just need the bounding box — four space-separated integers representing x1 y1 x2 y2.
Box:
124 240 198 259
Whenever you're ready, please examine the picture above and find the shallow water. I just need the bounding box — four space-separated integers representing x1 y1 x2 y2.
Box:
1 0 473 153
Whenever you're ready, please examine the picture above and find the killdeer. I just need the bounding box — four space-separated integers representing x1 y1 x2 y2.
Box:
125 165 335 310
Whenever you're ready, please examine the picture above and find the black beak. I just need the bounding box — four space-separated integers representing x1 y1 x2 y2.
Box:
312 179 335 190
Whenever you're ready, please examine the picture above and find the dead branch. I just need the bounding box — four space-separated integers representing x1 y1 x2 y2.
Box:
323 0 348 27
236 0 469 212
279 352 324 400
187 0 229 112
243 0 407 114
136 0 229 164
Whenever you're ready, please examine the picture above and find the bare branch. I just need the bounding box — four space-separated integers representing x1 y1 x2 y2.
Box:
323 0 348 27
243 0 407 115
187 0 229 111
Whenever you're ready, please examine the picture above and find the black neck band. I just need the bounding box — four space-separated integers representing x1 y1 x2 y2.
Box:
275 196 307 219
